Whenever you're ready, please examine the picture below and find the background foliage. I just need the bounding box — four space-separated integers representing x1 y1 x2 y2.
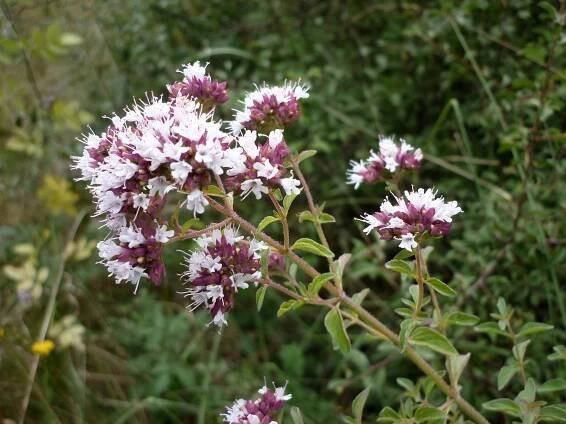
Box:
0 0 564 422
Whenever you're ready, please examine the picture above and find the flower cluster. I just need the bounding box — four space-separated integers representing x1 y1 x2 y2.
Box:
222 384 292 424
230 82 309 133
72 63 234 290
72 61 309 295
180 227 266 327
223 129 301 199
347 136 423 188
167 61 228 110
360 188 463 251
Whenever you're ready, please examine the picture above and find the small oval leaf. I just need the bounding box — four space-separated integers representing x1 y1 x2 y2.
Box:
324 308 351 353
291 238 334 258
410 327 458 356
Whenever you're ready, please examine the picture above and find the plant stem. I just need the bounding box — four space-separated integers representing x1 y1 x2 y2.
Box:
205 197 489 424
291 157 336 274
414 244 425 318
170 218 232 242
18 210 87 424
267 191 290 251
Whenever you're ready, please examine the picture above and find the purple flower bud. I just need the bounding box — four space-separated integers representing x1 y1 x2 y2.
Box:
222 383 292 423
230 82 309 133
346 136 423 188
181 227 267 328
359 188 462 251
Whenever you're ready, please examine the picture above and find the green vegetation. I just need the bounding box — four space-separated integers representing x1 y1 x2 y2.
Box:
1 1 564 422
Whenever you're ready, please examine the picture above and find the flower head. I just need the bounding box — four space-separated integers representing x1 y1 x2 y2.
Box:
223 130 301 199
231 82 309 133
347 136 422 188
167 61 229 109
222 383 292 424
359 188 462 251
180 227 267 327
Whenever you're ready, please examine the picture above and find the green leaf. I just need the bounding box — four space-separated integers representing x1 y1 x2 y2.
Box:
414 406 446 422
181 217 203 231
290 407 305 424
257 215 280 232
283 193 298 216
256 286 267 311
297 210 316 223
377 407 402 422
446 311 479 326
446 353 470 386
497 364 519 390
539 405 566 422
277 299 304 317
410 327 458 356
318 212 336 223
512 340 530 363
482 399 521 417
351 288 370 305
396 378 415 392
334 253 351 282
295 149 317 164
291 238 334 258
475 322 509 337
324 308 351 354
538 378 566 394
307 272 335 297
548 345 566 362
385 259 414 276
393 249 415 260
399 319 416 352
425 278 456 297
203 184 225 198
352 387 370 424
517 322 554 338
517 378 537 403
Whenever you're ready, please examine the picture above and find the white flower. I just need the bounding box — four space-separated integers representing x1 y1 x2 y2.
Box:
359 214 382 235
170 161 192 184
399 233 417 251
238 130 259 159
253 160 278 179
241 178 268 199
223 147 248 175
280 177 301 196
148 176 174 197
132 193 150 210
96 191 124 215
185 189 209 215
97 240 122 260
118 226 145 248
155 224 175 243
268 129 284 148
179 61 208 80
346 160 367 189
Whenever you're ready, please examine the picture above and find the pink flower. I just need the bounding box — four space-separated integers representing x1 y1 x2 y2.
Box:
359 188 462 251
347 136 422 188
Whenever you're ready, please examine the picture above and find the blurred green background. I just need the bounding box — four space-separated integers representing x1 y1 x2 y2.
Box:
1 0 565 422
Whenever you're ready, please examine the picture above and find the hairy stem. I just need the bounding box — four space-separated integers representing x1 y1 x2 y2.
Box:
268 191 290 251
414 244 425 318
170 218 232 242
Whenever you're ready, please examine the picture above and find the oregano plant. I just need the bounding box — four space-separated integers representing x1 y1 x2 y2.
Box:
71 62 564 423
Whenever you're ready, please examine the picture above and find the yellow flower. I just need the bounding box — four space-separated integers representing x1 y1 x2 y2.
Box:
0 328 4 337
31 339 55 356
